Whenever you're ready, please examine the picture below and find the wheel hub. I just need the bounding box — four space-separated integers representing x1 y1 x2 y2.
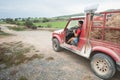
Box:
53 41 57 49
94 59 109 74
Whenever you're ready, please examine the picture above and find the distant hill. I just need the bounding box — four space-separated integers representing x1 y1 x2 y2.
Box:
53 9 120 19
53 13 84 19
103 9 120 12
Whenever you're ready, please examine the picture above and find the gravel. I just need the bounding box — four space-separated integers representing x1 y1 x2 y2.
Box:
0 30 120 80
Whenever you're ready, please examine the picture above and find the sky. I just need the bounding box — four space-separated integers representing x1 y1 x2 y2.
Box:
0 0 120 18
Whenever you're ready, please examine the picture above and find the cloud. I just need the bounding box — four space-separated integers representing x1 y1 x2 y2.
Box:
98 1 120 12
0 0 120 18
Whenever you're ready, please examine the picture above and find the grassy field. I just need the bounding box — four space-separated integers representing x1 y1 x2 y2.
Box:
34 20 67 28
0 20 68 29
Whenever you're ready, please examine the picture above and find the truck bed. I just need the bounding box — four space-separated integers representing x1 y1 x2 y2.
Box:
90 39 120 56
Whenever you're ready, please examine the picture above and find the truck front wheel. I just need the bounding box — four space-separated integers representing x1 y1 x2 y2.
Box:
90 53 116 79
52 38 61 52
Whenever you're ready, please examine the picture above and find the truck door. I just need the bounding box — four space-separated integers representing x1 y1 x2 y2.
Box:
65 19 86 51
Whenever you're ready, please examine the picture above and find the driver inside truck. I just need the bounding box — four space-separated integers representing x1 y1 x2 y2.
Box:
67 21 83 45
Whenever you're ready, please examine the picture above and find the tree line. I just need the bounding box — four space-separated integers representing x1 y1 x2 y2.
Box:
0 17 67 29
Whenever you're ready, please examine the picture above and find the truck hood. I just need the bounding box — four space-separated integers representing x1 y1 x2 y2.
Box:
53 29 64 34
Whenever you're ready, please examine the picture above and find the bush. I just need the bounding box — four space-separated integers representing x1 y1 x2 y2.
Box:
16 22 24 26
38 25 43 28
42 18 50 23
8 26 26 31
5 18 16 24
31 26 37 29
24 21 34 28
19 76 28 80
47 24 52 28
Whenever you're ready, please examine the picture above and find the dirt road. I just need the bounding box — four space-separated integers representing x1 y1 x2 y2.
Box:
0 30 120 80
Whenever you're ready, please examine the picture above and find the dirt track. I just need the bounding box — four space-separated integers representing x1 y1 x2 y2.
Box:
0 30 120 80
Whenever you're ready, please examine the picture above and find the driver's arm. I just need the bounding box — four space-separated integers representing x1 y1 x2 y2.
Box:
74 29 81 37
73 30 78 37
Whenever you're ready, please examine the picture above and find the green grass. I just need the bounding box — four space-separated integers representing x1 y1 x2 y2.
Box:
0 21 6 24
0 20 68 29
34 21 67 28
0 42 44 70
16 21 25 26
19 76 28 80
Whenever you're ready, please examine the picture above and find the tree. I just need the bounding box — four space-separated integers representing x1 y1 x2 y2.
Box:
42 18 50 23
5 18 15 24
33 19 40 23
22 18 26 22
24 21 33 28
15 18 18 21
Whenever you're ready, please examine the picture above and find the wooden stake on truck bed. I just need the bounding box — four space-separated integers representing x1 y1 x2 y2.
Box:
84 4 98 53
84 13 94 53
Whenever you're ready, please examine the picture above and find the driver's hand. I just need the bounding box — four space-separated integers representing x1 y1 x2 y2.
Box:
73 29 76 33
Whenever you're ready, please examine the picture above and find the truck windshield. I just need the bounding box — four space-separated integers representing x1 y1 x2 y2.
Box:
67 20 79 29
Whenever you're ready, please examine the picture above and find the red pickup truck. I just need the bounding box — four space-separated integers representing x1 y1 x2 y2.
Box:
52 9 120 79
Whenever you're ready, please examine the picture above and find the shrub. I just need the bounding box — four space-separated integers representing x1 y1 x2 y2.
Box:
47 24 52 28
24 21 34 28
42 18 50 23
8 26 26 31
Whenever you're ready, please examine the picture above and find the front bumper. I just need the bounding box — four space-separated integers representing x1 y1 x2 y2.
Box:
116 62 120 71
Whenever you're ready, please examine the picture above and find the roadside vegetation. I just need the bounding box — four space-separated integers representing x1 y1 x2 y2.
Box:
0 41 44 70
19 76 28 80
0 13 85 30
0 31 10 36
0 17 68 30
8 26 27 31
34 20 67 28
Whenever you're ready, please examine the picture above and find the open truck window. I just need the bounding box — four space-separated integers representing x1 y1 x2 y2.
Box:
67 20 79 29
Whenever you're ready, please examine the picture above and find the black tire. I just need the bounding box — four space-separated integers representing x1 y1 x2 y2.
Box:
52 38 61 52
90 53 116 80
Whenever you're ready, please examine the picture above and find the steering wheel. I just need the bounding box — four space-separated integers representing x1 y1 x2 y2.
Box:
66 28 73 36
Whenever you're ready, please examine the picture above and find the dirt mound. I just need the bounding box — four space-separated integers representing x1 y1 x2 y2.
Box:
91 13 120 44
104 29 120 44
91 28 102 39
91 28 120 44
106 13 120 27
